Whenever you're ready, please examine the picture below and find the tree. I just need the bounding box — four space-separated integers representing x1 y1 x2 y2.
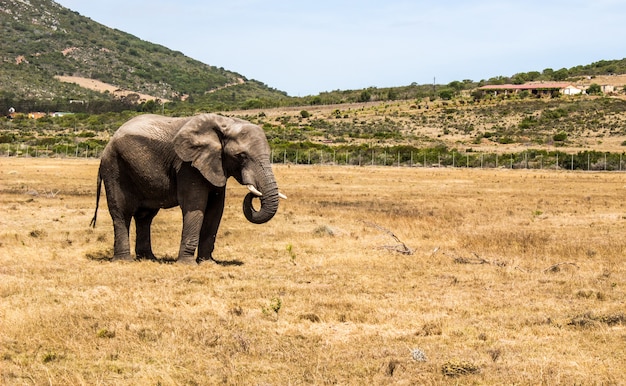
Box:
448 81 463 92
512 73 528 84
527 71 541 81
359 90 371 103
438 88 455 100
309 96 322 105
552 68 569 81
139 99 158 113
587 83 602 95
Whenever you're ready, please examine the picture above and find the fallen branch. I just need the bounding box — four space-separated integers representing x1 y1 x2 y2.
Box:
544 262 580 273
23 187 61 198
362 221 413 255
43 189 61 198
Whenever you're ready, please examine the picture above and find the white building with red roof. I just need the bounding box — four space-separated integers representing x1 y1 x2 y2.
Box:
479 82 583 96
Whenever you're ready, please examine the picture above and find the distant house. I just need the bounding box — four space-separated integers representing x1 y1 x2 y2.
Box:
51 112 73 117
601 85 615 94
479 82 583 97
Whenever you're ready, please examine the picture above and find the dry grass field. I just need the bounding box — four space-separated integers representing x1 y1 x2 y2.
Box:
1 157 625 385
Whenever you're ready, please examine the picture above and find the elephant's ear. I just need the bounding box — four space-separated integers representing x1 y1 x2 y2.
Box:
173 114 230 187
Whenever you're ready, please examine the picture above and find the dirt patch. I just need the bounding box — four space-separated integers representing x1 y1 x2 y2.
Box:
55 75 169 102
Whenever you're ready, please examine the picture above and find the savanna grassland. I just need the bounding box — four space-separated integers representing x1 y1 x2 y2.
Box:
1 158 625 385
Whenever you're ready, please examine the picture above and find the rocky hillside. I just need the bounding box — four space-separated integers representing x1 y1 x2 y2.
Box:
0 0 287 111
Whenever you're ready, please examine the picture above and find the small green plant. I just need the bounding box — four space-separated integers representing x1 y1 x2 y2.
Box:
262 297 282 319
42 351 58 363
286 243 296 265
270 297 281 314
97 328 116 338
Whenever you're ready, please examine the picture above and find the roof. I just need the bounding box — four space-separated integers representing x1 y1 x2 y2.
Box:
479 82 576 90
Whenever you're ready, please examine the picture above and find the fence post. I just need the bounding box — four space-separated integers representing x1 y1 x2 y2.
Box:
525 152 528 169
556 153 559 170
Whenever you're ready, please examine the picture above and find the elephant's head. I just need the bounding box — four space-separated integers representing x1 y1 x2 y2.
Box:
173 113 284 224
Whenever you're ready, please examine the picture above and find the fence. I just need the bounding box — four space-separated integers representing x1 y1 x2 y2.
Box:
2 142 625 171
0 143 103 159
269 148 626 171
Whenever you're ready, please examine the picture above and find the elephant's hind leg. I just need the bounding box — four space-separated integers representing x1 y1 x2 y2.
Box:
134 207 159 261
110 209 133 261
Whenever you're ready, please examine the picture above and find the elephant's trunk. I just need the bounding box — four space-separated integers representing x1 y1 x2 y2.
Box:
242 161 279 224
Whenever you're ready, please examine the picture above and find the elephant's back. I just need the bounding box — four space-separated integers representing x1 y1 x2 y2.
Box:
113 114 189 142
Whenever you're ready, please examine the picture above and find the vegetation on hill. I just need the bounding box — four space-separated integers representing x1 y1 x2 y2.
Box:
3 94 626 171
0 0 288 113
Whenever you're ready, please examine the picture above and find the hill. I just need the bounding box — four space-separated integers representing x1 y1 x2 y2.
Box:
2 1 626 166
0 0 288 113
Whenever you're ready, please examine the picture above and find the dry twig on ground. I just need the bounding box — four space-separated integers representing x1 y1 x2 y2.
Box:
361 220 413 255
544 262 580 273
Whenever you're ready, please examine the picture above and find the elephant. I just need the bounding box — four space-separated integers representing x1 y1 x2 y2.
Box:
90 113 286 264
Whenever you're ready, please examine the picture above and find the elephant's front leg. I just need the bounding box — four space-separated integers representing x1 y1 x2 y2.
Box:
177 209 205 264
197 188 226 263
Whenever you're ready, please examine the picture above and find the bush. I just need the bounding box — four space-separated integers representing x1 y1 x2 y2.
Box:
438 88 455 100
553 132 568 142
587 83 602 95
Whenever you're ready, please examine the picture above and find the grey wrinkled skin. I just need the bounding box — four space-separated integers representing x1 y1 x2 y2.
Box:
90 113 281 264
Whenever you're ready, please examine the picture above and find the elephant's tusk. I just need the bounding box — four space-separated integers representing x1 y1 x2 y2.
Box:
279 192 287 200
247 185 263 197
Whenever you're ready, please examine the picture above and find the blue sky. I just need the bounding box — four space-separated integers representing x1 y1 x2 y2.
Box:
55 0 626 96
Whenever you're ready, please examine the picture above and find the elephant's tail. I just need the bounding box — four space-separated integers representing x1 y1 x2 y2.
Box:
90 168 102 228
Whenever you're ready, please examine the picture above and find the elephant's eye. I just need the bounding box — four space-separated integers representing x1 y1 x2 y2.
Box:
236 153 248 161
